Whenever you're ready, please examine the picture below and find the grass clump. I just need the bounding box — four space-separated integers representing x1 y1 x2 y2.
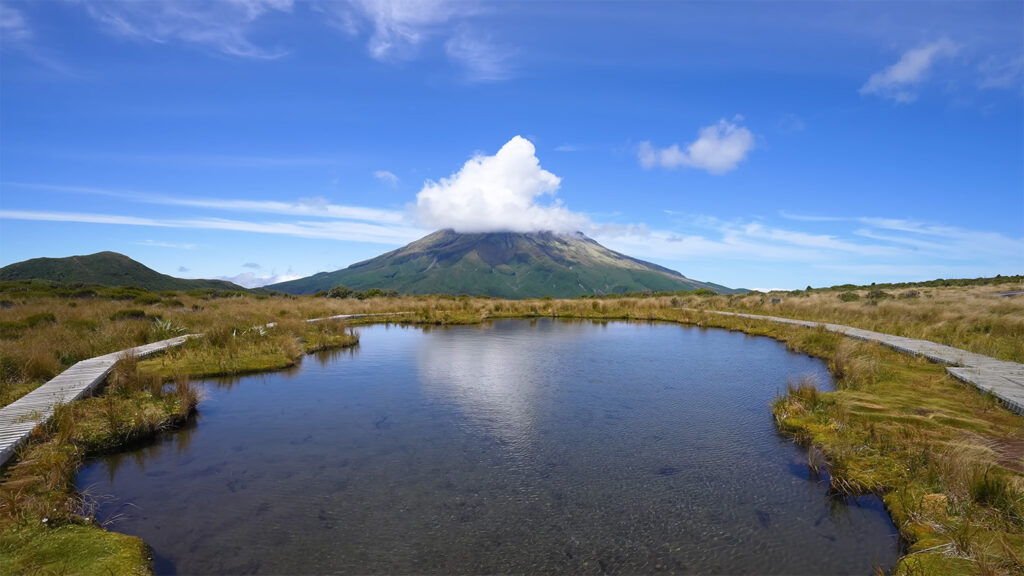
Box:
1 283 1022 573
137 318 358 380
767 334 1024 575
108 309 147 322
0 355 200 575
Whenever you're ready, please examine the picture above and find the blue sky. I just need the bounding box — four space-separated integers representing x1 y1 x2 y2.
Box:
0 1 1021 290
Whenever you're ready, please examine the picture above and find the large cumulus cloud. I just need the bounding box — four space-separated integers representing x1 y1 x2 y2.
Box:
415 136 588 233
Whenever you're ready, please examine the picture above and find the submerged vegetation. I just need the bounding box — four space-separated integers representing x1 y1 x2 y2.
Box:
0 277 1022 574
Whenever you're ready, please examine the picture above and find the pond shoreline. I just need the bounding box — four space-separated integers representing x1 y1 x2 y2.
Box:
2 309 1021 575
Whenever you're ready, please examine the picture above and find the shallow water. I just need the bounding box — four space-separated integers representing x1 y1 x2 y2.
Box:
77 319 899 574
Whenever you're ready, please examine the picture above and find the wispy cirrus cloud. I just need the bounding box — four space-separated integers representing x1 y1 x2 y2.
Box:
860 38 958 103
5 182 408 224
320 0 464 60
0 209 426 245
135 239 197 250
594 211 1023 288
781 211 1024 260
44 150 341 169
319 0 512 81
638 117 755 174
0 4 75 74
978 54 1024 90
0 4 31 44
445 26 512 82
78 0 294 59
373 170 400 186
27 0 512 81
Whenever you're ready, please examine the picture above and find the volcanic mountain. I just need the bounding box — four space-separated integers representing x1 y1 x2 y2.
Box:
267 229 737 298
0 251 245 291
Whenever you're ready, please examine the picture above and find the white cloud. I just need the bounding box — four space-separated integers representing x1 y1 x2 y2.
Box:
320 1 511 80
7 182 407 224
373 169 399 185
0 5 75 74
242 262 262 269
777 113 806 134
135 239 197 249
860 38 958 103
445 27 510 82
0 209 427 245
220 271 301 288
415 136 588 233
593 213 1023 289
0 4 32 44
332 0 461 61
79 0 293 59
638 118 755 174
978 54 1024 90
781 212 1024 261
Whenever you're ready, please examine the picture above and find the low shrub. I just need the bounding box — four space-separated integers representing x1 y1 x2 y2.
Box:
109 309 147 321
133 293 162 305
0 355 21 384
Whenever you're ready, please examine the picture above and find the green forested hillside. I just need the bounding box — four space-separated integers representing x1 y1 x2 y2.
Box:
0 252 244 291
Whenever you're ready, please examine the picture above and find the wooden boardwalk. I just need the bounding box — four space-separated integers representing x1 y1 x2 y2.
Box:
5 309 1018 469
0 313 403 469
0 336 190 467
706 310 1024 415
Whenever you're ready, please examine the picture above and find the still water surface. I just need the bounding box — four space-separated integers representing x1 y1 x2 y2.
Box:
78 319 899 574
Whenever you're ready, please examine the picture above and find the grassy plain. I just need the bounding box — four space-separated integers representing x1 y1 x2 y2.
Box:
0 279 1022 574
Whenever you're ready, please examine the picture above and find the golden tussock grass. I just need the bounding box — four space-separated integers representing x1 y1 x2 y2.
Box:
1 282 1022 574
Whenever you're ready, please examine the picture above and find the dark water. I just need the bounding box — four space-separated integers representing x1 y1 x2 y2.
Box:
77 319 899 575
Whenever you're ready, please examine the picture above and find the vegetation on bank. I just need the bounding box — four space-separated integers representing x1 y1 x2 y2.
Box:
0 310 359 573
0 278 1021 574
0 357 200 575
0 282 362 407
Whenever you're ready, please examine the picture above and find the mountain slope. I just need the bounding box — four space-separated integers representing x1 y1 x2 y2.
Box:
268 229 737 298
0 252 244 291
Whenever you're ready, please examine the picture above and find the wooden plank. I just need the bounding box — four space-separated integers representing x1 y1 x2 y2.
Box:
0 334 191 469
706 310 1024 415
0 317 405 468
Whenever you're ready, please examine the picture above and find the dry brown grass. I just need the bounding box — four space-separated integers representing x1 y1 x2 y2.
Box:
5 282 1020 406
0 283 1022 574
716 284 1024 363
0 292 389 406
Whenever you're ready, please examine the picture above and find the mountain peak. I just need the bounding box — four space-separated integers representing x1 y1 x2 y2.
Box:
269 229 735 298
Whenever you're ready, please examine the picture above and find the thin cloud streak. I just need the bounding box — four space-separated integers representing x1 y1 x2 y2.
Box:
79 0 294 59
860 38 958 103
782 211 1024 259
44 150 342 169
594 212 1022 287
135 240 197 250
6 182 409 224
0 209 427 245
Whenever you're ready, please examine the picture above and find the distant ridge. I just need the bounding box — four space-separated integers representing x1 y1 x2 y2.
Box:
0 251 244 291
268 229 739 298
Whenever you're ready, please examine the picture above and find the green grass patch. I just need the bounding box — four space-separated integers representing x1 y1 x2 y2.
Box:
0 355 200 576
0 523 150 576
